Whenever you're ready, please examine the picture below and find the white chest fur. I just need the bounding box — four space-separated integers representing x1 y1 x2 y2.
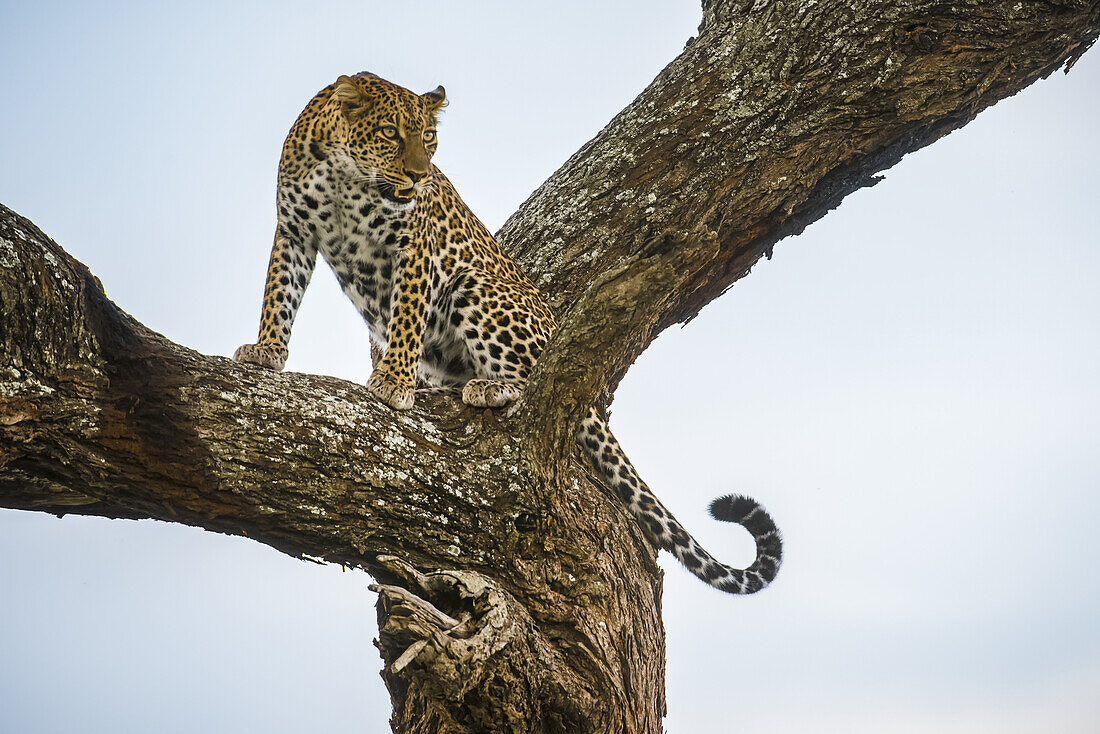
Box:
279 164 413 345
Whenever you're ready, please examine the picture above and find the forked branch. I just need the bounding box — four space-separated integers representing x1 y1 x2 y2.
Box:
2 1 1098 732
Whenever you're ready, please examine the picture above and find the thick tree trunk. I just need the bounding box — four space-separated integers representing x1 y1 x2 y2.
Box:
2 2 1097 732
0 204 667 732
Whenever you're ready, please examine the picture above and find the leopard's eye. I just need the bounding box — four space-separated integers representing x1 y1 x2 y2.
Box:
423 129 437 144
379 125 399 140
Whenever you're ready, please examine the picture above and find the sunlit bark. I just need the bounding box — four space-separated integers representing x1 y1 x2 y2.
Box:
3 1 1097 731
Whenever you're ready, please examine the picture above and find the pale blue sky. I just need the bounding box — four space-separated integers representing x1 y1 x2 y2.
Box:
2 2 1098 732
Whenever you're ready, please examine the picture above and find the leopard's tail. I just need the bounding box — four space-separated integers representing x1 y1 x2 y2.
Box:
579 411 782 594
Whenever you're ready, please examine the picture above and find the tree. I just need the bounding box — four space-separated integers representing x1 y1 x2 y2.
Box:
3 1 1098 732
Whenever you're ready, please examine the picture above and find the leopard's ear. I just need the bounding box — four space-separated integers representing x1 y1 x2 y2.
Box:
422 85 446 114
333 75 369 111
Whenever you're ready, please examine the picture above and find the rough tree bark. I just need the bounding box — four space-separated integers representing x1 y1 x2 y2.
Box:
2 1 1097 732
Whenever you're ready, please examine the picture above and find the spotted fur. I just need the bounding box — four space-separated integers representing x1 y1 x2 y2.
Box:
235 72 783 594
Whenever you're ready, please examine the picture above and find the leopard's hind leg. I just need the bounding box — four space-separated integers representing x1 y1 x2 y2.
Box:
446 269 552 409
461 379 523 408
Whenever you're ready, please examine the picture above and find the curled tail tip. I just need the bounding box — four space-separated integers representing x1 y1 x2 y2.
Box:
709 494 780 536
707 493 783 594
709 493 759 522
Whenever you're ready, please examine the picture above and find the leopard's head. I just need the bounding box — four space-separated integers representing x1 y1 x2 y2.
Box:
330 73 446 207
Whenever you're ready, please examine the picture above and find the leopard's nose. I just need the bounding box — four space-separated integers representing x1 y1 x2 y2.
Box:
405 169 426 183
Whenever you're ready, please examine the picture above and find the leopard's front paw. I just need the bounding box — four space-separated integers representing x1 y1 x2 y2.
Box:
367 369 415 410
233 343 288 371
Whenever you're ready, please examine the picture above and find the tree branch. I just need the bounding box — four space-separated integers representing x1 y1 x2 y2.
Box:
0 204 666 732
2 0 1098 731
500 0 1100 405
515 226 720 473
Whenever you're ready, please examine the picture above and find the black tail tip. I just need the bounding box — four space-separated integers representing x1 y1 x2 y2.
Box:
710 493 780 539
709 494 760 522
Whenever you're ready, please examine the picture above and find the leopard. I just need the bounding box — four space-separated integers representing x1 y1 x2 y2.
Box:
234 72 783 594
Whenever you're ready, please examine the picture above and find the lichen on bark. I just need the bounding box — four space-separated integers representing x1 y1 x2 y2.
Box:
2 1 1098 731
